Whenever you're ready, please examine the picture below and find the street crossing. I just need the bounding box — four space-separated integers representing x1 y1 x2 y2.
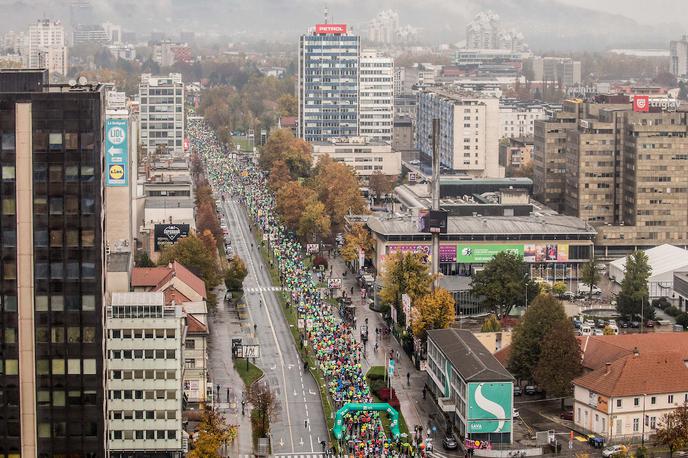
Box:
244 286 283 293
238 455 326 458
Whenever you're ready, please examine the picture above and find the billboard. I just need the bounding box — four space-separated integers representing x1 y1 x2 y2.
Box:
467 382 513 434
523 243 569 263
105 118 128 187
439 245 457 263
315 23 347 34
457 244 524 263
418 209 448 234
154 224 190 251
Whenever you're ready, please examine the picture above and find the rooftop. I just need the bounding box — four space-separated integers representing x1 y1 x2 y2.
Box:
144 196 194 209
428 328 513 382
131 261 207 299
111 291 164 307
610 244 688 279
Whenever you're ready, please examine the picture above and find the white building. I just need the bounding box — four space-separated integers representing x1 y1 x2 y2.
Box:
609 244 688 299
465 11 528 52
360 50 394 143
499 100 549 139
27 19 68 77
102 22 122 44
670 35 688 78
527 56 582 87
416 88 503 177
311 137 401 178
139 73 185 154
106 292 185 456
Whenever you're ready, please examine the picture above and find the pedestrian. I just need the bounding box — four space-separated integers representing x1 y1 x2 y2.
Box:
396 350 400 361
350 286 354 295
422 387 426 400
216 384 220 394
305 419 309 429
226 388 230 402
407 372 410 387
253 323 257 333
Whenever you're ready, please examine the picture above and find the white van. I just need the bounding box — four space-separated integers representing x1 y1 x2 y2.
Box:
579 325 592 336
577 284 602 296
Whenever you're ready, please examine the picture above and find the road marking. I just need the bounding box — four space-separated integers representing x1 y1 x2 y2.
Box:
309 389 316 395
226 199 295 453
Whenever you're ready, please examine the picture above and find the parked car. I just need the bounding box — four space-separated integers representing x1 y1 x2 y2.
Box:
602 445 628 457
513 386 522 396
577 284 602 296
561 291 576 300
513 408 520 418
594 329 604 336
442 434 458 450
524 385 537 395
560 410 574 421
645 320 655 328
630 321 641 328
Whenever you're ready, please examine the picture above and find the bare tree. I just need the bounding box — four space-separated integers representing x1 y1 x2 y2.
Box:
247 381 278 437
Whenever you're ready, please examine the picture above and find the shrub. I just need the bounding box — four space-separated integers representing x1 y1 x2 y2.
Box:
652 297 671 309
366 366 386 381
665 306 682 317
676 313 688 329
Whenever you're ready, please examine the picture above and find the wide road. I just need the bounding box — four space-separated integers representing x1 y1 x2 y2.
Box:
221 196 328 458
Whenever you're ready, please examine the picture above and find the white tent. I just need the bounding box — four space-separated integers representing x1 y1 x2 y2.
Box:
609 244 688 298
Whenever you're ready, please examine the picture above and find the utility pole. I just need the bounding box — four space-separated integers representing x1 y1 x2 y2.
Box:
431 118 440 290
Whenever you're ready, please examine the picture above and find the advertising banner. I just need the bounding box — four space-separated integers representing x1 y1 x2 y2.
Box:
439 245 457 263
105 118 128 187
467 382 513 434
523 243 569 263
315 23 347 34
387 244 432 258
328 278 342 289
154 224 190 251
457 244 523 264
306 243 320 254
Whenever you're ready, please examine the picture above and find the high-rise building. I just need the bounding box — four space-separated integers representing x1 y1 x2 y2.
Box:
464 10 528 52
360 50 394 142
27 19 68 77
72 24 110 46
526 56 582 87
0 69 105 456
499 99 556 139
298 23 360 142
670 35 688 78
106 292 185 457
139 73 185 155
416 88 502 177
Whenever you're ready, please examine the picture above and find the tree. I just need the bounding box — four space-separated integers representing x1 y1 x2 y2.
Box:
580 258 601 299
247 381 278 438
508 293 568 381
277 94 297 116
198 229 219 253
552 281 567 297
298 199 331 242
470 252 539 317
340 223 375 265
617 250 653 320
275 180 317 231
410 288 455 343
225 256 248 291
312 155 367 230
158 234 222 290
188 406 238 458
679 81 688 101
368 171 396 202
379 252 431 321
656 403 688 457
481 314 502 332
282 138 312 178
135 251 155 267
268 159 292 193
259 128 297 171
533 320 583 406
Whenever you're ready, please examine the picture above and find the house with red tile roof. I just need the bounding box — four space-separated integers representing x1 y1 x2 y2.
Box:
131 261 207 303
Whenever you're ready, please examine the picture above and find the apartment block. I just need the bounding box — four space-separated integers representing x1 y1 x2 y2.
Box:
311 137 401 177
416 88 502 177
298 23 360 142
0 69 105 456
27 19 68 76
139 73 185 155
360 50 394 142
106 292 184 457
670 35 688 78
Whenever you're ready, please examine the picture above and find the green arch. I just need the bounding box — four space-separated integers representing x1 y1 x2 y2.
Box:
333 402 400 440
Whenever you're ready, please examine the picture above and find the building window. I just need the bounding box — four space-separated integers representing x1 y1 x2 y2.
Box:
651 396 656 405
185 339 195 349
669 395 674 404
650 416 656 429
616 399 622 408
634 397 640 407
633 418 639 432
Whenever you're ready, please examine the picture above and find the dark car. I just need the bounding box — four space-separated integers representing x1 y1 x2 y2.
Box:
524 385 537 395
645 320 655 328
630 321 641 328
442 434 458 450
560 410 574 421
513 386 522 396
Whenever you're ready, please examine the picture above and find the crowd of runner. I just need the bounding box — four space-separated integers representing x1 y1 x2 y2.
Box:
187 117 428 457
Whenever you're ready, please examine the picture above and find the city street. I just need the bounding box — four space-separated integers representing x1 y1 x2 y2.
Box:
216 196 328 458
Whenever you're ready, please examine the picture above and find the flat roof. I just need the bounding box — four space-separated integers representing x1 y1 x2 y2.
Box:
428 328 513 382
144 197 194 209
111 291 164 306
367 214 596 237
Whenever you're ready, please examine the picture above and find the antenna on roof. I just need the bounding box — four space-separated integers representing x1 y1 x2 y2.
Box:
324 5 329 24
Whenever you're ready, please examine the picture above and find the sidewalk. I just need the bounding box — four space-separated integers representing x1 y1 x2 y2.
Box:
325 253 446 437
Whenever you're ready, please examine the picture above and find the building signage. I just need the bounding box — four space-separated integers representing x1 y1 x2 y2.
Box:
328 278 342 289
467 382 513 434
387 244 432 258
633 95 682 112
306 243 320 254
523 243 569 263
439 245 457 263
242 345 260 358
106 91 126 110
457 244 523 263
315 23 347 34
465 439 492 450
154 224 190 251
105 118 128 187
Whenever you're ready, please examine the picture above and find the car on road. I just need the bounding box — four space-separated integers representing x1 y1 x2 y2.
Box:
560 410 574 420
594 329 604 336
513 386 522 396
442 434 458 450
524 385 537 395
602 445 628 457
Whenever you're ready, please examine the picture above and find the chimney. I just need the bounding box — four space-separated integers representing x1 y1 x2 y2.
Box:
605 362 611 374
633 346 640 357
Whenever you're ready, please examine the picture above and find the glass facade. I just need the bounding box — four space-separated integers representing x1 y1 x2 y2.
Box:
299 32 360 142
0 72 104 457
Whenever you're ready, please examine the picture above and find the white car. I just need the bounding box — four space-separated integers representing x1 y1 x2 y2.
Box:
577 284 602 296
602 445 628 457
513 408 520 418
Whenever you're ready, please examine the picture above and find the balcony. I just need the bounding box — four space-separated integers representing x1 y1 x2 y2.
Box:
437 396 456 412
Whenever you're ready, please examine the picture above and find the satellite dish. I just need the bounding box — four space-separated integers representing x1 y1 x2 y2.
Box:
68 79 77 87
77 76 88 86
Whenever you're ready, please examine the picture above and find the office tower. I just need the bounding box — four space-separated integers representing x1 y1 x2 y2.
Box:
139 73 185 155
0 69 104 456
27 19 68 77
499 99 553 139
106 292 184 456
360 50 394 143
416 88 502 177
527 56 582 87
464 10 528 52
670 35 688 78
298 23 360 142
72 25 110 46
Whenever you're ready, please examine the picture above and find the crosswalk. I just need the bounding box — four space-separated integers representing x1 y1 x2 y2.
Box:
237 454 325 458
244 286 283 293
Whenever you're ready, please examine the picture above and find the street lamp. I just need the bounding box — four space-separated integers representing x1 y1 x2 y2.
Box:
641 393 647 447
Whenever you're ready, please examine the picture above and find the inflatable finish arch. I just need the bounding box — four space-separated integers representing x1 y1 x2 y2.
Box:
333 402 401 440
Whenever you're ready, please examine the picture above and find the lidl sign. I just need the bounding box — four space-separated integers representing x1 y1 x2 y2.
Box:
105 118 128 187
